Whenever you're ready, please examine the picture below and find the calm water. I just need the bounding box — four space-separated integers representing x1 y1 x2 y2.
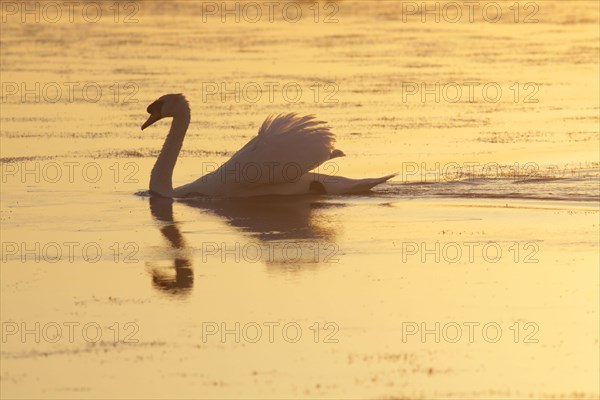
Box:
1 1 599 398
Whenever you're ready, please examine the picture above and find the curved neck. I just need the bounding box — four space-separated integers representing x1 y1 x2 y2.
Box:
150 111 190 197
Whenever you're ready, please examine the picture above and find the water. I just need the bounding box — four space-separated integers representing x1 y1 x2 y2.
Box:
1 1 599 398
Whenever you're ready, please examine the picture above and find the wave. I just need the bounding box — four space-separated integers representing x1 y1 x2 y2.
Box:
378 175 600 202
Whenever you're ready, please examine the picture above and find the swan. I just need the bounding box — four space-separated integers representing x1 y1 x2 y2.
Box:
141 93 395 197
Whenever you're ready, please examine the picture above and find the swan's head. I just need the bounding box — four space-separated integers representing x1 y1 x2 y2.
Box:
141 93 190 130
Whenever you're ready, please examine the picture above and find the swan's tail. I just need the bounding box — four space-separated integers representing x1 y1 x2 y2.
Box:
319 173 397 195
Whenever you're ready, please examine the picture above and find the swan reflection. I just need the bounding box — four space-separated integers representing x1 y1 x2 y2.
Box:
148 196 193 296
180 196 339 241
147 195 343 296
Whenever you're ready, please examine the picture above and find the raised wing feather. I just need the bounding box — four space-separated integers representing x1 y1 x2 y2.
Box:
211 113 341 188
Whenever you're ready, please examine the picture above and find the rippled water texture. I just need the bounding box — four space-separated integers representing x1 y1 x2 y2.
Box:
1 1 599 399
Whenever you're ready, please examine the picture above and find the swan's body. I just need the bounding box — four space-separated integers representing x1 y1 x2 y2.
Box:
142 94 395 198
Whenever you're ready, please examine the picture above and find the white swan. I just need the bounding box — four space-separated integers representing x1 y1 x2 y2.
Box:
141 93 395 197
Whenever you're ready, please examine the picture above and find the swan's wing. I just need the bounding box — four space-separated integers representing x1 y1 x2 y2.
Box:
213 113 343 188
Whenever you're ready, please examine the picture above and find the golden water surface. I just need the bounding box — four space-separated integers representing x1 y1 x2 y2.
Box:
1 1 599 399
